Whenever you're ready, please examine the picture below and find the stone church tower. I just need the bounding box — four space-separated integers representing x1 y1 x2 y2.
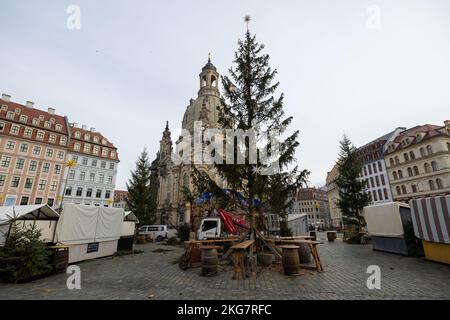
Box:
157 57 224 227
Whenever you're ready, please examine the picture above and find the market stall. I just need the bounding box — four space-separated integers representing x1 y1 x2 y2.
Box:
54 204 124 263
410 195 450 264
363 202 418 256
0 204 59 246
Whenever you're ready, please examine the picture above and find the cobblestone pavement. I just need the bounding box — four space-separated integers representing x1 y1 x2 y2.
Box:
1 233 449 300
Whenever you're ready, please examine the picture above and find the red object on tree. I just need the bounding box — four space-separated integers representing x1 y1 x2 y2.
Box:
217 208 250 235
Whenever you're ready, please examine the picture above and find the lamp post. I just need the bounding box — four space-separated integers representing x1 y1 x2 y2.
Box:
59 159 77 212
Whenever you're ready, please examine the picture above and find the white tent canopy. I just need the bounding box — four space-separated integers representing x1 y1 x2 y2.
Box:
124 211 139 222
0 204 59 225
363 202 409 237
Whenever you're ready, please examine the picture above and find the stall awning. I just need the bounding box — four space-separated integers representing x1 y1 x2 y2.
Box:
0 204 60 225
124 211 139 222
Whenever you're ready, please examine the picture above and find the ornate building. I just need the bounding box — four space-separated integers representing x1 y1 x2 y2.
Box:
156 58 225 227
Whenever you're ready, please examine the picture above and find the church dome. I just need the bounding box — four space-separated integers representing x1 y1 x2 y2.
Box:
202 58 217 71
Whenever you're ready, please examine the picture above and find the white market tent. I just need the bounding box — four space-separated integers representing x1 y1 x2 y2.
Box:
54 203 124 263
0 204 60 246
363 202 409 237
287 213 309 236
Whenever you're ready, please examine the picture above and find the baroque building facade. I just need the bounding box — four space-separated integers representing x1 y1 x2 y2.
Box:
156 58 226 227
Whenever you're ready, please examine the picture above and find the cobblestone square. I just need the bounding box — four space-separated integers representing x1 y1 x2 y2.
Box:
1 233 449 300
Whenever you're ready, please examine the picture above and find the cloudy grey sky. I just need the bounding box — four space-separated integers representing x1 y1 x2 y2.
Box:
1 0 449 189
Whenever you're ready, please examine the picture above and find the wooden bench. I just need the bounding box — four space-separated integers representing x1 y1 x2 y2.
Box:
274 239 324 272
231 240 255 279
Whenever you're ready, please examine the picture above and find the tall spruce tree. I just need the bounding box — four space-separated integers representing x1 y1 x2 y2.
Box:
126 148 156 225
335 135 370 233
193 18 309 227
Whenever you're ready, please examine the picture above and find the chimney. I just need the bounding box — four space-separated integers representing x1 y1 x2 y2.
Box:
82 125 87 130
26 101 34 108
48 107 55 115
73 122 78 128
1 94 11 101
90 127 95 132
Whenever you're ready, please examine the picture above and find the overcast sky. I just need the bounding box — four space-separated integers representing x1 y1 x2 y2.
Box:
1 0 449 190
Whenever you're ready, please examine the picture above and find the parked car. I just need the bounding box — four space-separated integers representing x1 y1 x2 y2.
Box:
138 225 168 241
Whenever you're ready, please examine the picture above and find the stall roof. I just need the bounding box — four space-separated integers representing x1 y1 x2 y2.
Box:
124 211 139 222
0 204 60 225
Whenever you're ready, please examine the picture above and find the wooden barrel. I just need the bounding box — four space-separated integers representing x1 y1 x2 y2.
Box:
200 246 219 276
327 231 337 242
298 243 311 264
280 245 300 275
257 253 274 267
136 235 146 244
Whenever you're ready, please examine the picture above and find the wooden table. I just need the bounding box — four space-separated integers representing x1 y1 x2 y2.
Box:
273 239 324 272
231 240 255 279
182 238 239 268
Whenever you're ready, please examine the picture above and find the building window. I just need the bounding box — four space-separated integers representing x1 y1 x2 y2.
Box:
0 121 4 132
409 151 415 160
424 163 431 173
24 128 32 138
72 155 78 162
20 197 29 205
378 161 382 171
101 161 106 169
368 165 372 175
111 151 116 159
431 161 438 171
45 148 53 157
74 143 81 151
50 181 58 191
426 145 433 155
47 198 54 206
9 125 20 135
380 174 385 185
411 184 417 193
96 189 102 198
68 170 76 179
378 189 383 201
91 159 97 167
35 198 43 205
55 124 62 131
413 166 419 175
32 118 39 126
7 111 15 120
383 188 388 199
372 190 377 201
407 167 413 177
38 180 46 190
394 156 400 165
6 140 15 150
42 162 50 173
105 190 111 199
57 151 64 159
93 136 99 143
403 153 409 162
397 170 403 179
54 164 61 174
429 180 436 190
74 131 80 139
389 158 394 167
1 156 11 168
20 143 29 153
373 163 377 173
86 188 92 197
76 187 83 197
363 166 367 176
60 136 67 146
109 162 114 170
436 178 443 189
102 148 108 157
79 171 86 181
44 121 51 129
401 185 407 194
15 158 24 170
93 146 99 155
420 147 426 157
29 160 37 171
11 176 20 188
107 175 113 184
0 175 5 186
84 134 90 141
375 176 380 187
89 173 95 182
33 146 41 155
82 158 88 165
396 186 401 195
36 131 45 140
65 186 72 196
393 171 398 180
98 174 104 183
49 134 56 143
20 115 27 123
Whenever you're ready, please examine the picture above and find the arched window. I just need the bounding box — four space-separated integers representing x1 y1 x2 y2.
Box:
394 156 400 164
426 145 433 155
431 161 438 171
397 170 403 179
409 151 415 160
401 185 407 194
407 167 413 177
424 163 431 173
413 166 419 175
429 180 435 190
396 186 401 195
202 75 207 87
411 184 418 193
211 75 217 87
404 153 409 162
436 178 443 189
183 173 189 188
420 147 426 157
393 171 398 180
389 158 394 167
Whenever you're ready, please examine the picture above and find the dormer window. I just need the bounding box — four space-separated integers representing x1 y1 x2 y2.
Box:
50 118 55 123
1 105 7 111
44 121 51 129
6 111 14 119
39 115 44 121
20 115 28 123
93 136 99 143
14 108 20 114
84 134 90 141
102 139 107 145
55 124 62 131
32 118 40 126
74 131 81 139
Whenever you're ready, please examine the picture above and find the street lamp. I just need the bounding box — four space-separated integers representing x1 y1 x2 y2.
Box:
59 159 77 211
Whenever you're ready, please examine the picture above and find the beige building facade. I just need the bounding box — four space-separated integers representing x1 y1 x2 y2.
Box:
384 121 450 202
325 163 342 228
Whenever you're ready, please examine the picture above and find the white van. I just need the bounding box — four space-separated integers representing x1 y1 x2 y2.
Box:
138 225 168 241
